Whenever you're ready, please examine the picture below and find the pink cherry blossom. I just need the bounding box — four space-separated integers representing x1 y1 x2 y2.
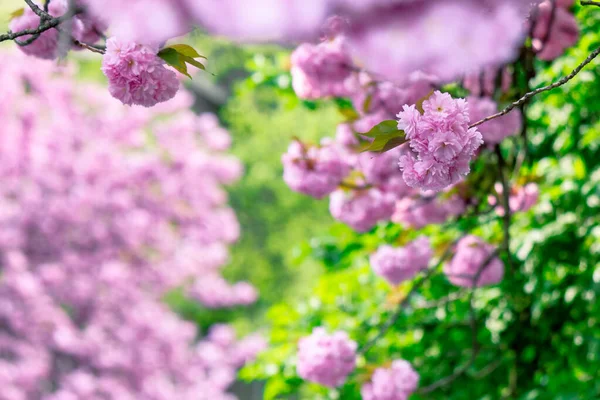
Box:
329 188 396 232
291 38 357 99
297 328 357 387
101 37 180 107
361 359 420 400
370 237 432 285
282 140 351 199
397 91 483 192
444 235 504 287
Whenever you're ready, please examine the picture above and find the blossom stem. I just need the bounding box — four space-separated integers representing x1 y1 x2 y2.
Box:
470 44 600 128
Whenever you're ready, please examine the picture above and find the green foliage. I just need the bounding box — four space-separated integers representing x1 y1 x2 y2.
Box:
222 49 343 310
242 5 600 399
157 44 206 78
357 119 406 153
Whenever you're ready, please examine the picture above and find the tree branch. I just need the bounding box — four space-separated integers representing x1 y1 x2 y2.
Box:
581 0 600 6
359 243 455 354
470 44 600 128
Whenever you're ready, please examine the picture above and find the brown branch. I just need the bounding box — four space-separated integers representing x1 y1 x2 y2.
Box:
470 45 600 128
0 18 61 43
581 0 600 6
24 0 50 19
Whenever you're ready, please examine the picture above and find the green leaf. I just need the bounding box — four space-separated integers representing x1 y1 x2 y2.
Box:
157 48 191 78
335 98 359 122
9 8 24 20
162 44 206 59
359 133 406 153
358 120 400 138
181 54 206 70
357 120 406 153
338 107 359 121
157 44 208 79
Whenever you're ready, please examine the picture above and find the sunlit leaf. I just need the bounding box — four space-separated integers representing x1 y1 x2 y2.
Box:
9 8 24 20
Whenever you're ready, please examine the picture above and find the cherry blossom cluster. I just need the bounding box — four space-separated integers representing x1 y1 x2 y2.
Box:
391 191 466 229
489 182 540 217
291 38 357 100
361 359 420 400
0 50 262 399
296 328 358 387
9 0 571 110
397 91 484 192
532 0 579 61
101 37 180 107
9 0 105 60
370 236 433 285
282 140 351 199
444 235 504 288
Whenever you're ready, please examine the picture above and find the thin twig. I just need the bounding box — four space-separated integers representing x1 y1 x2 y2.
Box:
24 0 50 19
470 45 600 128
71 38 106 54
416 289 468 309
581 0 600 6
470 359 503 379
359 243 455 354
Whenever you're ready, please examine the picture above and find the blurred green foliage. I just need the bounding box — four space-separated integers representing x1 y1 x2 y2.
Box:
241 5 600 400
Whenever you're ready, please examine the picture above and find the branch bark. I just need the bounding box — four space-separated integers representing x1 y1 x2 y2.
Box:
470 45 600 128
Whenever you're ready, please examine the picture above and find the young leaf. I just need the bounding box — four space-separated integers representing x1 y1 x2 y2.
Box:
356 120 406 153
157 44 208 79
157 48 191 78
358 120 400 138
359 132 406 153
180 55 206 70
9 8 25 20
162 44 206 60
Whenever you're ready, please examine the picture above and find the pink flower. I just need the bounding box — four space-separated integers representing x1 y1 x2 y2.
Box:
297 328 357 387
533 0 579 61
488 182 539 216
391 192 465 228
101 37 179 107
329 188 396 232
444 235 504 287
361 359 420 400
357 148 412 198
291 38 357 99
370 237 432 285
282 140 351 199
397 92 483 192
